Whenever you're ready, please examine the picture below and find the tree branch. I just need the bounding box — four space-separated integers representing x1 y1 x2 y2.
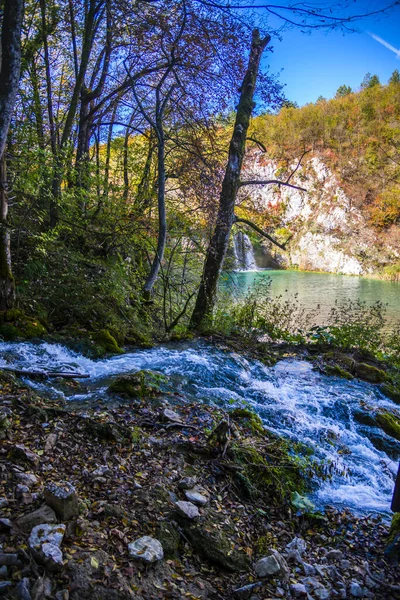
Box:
239 179 306 192
234 215 290 251
246 137 267 153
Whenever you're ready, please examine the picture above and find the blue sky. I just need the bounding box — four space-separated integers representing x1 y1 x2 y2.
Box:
261 2 400 106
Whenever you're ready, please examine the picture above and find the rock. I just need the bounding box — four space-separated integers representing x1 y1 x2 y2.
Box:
44 433 58 453
16 484 30 497
15 578 31 600
55 591 69 600
174 500 199 520
341 560 351 569
315 587 331 600
0 518 12 531
44 481 79 520
14 472 38 487
10 445 39 466
354 363 386 383
28 523 66 571
0 498 8 509
290 583 307 597
176 518 250 572
349 581 364 597
303 562 317 576
0 566 7 578
254 554 281 577
233 582 262 599
161 408 182 423
157 521 180 559
385 513 400 563
0 553 20 566
286 536 307 556
287 548 303 564
31 576 53 599
178 476 197 490
16 504 57 533
92 466 111 477
184 489 208 506
108 370 165 398
128 536 163 563
376 410 400 442
0 582 12 597
326 549 343 561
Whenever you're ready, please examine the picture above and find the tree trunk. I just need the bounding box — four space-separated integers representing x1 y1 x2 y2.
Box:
190 29 270 330
143 136 166 298
0 155 15 310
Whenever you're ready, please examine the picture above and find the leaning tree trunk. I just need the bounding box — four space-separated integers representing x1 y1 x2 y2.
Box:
0 0 24 310
190 29 270 330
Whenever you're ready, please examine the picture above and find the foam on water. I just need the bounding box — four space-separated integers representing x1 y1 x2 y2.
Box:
0 339 398 514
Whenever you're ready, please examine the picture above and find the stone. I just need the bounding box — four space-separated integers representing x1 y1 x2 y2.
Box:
16 504 57 533
0 553 20 566
315 588 331 600
128 536 163 563
233 582 262 599
184 489 208 506
0 582 12 596
0 518 12 531
303 562 316 576
16 484 30 497
15 578 31 600
28 523 66 571
10 445 39 466
178 476 197 490
0 498 8 509
161 408 182 423
44 433 58 453
341 560 351 569
14 472 38 487
269 549 290 582
349 581 364 597
174 501 199 520
44 481 79 520
55 591 69 600
287 549 303 564
354 363 386 383
290 583 307 597
254 554 281 578
157 521 180 559
286 536 307 555
326 550 343 561
92 466 111 477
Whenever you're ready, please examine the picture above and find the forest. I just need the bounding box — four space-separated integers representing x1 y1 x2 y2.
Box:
1 1 400 599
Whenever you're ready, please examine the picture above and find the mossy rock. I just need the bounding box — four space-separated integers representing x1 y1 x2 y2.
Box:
176 518 250 572
0 310 46 340
157 521 180 559
84 419 131 443
324 364 354 380
375 410 400 441
91 330 124 355
230 407 265 435
385 513 400 564
354 362 387 383
381 383 400 405
108 370 167 398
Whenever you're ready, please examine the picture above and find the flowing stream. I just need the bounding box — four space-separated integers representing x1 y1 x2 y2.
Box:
0 340 398 515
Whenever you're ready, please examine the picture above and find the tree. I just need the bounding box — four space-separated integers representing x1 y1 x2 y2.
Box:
335 85 352 98
0 0 24 310
389 69 400 85
361 73 380 90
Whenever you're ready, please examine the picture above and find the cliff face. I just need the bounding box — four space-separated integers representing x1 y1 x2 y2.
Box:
240 151 400 276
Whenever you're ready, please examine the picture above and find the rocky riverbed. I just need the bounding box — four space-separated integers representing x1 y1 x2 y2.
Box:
0 365 400 600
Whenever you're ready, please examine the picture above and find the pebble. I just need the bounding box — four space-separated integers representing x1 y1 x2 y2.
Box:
0 519 12 532
303 562 317 576
128 536 164 563
326 549 344 561
233 582 262 599
178 476 197 490
349 581 364 597
15 578 31 600
162 408 182 423
0 553 19 566
286 537 307 556
315 587 331 600
0 581 12 596
341 560 351 570
290 583 308 597
184 489 208 506
254 554 281 577
174 500 199 520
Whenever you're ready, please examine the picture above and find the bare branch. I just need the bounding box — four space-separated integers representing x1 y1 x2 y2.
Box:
246 137 267 153
234 215 290 251
239 179 307 192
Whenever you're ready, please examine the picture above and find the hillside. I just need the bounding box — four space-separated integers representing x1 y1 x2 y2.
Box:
236 80 400 278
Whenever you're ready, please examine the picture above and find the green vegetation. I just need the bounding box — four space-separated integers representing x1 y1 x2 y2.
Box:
375 410 400 442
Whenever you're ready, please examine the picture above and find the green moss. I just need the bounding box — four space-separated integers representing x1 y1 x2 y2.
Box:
0 310 46 340
325 364 354 380
355 362 387 383
157 521 180 559
230 407 265 435
385 513 400 563
230 440 307 504
376 410 400 441
91 329 124 355
381 383 400 405
0 323 20 340
108 370 167 398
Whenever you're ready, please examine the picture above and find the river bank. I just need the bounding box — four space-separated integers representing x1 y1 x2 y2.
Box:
1 338 400 599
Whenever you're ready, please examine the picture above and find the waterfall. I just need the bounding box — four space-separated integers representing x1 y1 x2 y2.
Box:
233 231 257 270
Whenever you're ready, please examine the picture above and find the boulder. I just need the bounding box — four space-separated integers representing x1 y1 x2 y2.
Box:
44 481 79 520
254 554 281 577
16 504 57 533
127 536 163 563
108 370 166 398
157 521 180 559
354 363 387 383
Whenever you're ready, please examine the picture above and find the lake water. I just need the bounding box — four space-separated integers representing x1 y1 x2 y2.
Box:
223 270 400 327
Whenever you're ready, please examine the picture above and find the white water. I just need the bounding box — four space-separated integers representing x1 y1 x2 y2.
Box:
0 340 398 514
233 232 257 271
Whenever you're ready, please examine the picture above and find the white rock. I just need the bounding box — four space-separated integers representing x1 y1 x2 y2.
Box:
174 501 199 519
290 583 307 597
29 523 65 550
128 536 163 563
254 554 281 578
41 542 63 569
184 489 208 506
303 562 316 576
286 537 307 556
162 408 182 423
349 581 364 597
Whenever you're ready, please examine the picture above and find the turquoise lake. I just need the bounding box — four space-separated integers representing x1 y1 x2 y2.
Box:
223 269 400 327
